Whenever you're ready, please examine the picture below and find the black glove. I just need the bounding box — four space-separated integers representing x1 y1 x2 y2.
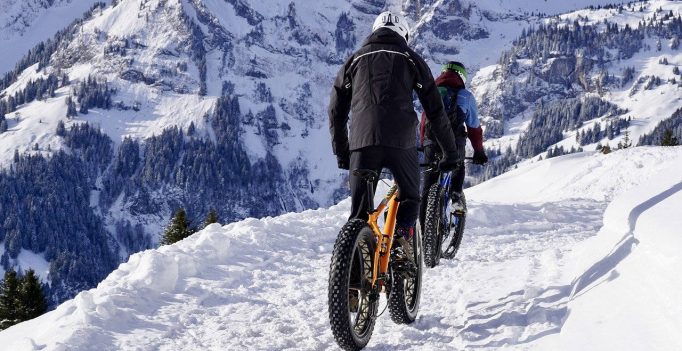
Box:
438 152 460 172
337 152 350 170
472 150 488 165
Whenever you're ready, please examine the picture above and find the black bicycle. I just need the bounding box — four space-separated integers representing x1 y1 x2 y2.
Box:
421 158 470 268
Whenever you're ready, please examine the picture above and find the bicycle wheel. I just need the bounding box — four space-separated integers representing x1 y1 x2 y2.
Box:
388 223 423 324
422 182 445 268
329 219 378 351
442 212 465 259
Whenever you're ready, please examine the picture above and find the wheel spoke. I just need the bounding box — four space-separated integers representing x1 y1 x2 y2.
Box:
349 236 375 335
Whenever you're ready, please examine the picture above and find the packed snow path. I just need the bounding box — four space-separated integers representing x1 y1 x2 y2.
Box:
137 200 606 350
4 199 607 351
2 147 682 350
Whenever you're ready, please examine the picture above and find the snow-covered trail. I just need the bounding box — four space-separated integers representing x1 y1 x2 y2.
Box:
2 147 682 350
4 198 606 351
368 199 606 350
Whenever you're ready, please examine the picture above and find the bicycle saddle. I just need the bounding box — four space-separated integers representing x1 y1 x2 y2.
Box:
352 169 378 181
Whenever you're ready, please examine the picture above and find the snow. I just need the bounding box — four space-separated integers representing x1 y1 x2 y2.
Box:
0 89 69 166
536 147 682 349
0 245 51 283
559 0 682 29
473 147 682 203
201 0 252 38
474 0 682 159
1 145 681 350
2 63 49 97
0 0 105 75
1 1 681 347
471 0 635 16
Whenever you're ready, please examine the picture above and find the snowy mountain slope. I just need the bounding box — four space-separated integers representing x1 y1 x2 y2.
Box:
0 0 106 75
1 146 680 350
472 0 682 161
0 0 640 169
0 0 664 304
408 0 635 72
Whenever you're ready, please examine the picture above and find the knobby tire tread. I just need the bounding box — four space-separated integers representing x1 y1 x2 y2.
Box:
388 228 422 324
328 219 377 351
423 183 443 268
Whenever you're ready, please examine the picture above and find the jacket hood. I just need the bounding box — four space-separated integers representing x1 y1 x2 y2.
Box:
362 27 408 48
435 70 465 89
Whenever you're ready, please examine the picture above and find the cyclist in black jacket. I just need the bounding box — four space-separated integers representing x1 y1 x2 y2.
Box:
329 11 459 266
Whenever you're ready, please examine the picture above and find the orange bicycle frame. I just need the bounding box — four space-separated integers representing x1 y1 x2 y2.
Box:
367 184 400 288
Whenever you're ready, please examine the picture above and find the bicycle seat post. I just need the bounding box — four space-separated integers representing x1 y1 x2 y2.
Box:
366 176 376 213
352 169 379 213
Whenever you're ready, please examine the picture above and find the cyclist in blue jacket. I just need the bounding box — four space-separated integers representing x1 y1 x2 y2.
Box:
419 61 488 222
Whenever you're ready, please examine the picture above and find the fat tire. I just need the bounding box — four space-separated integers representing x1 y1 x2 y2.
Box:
422 183 444 268
328 219 378 351
388 225 423 324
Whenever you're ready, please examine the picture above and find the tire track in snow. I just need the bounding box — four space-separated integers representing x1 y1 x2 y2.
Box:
365 200 607 350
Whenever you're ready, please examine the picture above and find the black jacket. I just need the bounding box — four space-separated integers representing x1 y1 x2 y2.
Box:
328 28 457 159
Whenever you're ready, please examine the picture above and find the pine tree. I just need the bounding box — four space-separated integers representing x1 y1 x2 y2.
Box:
65 96 78 117
0 269 20 330
56 120 66 137
160 209 194 245
661 128 679 146
202 209 219 229
187 122 196 136
17 269 47 322
622 130 632 148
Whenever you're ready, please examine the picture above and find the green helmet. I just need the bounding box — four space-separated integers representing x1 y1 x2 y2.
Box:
442 61 467 82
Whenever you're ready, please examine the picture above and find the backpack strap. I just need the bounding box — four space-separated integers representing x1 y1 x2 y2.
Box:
443 87 465 125
422 86 466 147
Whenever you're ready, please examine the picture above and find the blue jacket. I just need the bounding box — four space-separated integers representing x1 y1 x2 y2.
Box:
420 69 485 151
440 87 480 129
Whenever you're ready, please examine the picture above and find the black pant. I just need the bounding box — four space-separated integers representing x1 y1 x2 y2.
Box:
419 143 465 226
349 146 419 228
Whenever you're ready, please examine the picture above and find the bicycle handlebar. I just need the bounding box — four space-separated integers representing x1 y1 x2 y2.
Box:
419 157 473 168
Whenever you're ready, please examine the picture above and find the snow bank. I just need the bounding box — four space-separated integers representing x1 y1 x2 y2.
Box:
0 200 350 350
471 147 682 203
538 146 682 350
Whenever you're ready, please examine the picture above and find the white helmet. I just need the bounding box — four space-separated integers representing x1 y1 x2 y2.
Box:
372 11 410 42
